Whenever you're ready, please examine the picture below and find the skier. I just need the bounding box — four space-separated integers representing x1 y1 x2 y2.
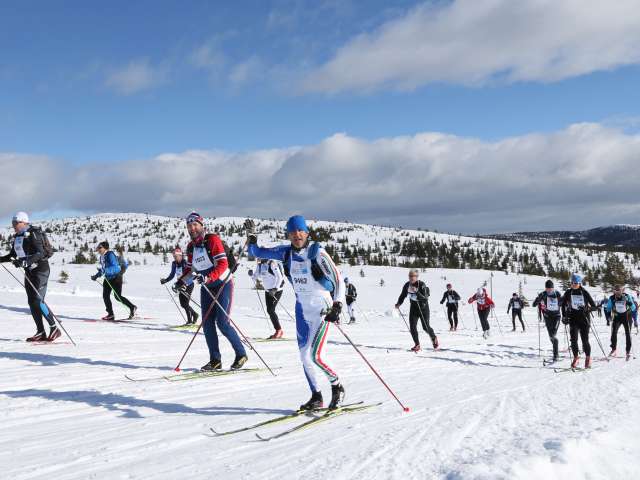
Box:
439 283 461 331
533 280 563 362
91 241 137 320
359 269 365 278
561 274 597 369
252 258 286 338
246 215 346 410
507 293 526 332
380 279 385 287
602 296 612 326
0 212 59 341
607 286 634 360
468 287 495 339
161 247 198 325
174 212 247 371
395 270 439 352
345 277 357 324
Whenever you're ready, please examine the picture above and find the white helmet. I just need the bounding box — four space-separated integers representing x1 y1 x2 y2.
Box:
12 211 29 224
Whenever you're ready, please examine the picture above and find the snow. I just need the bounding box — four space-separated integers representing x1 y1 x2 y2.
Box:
1 259 638 480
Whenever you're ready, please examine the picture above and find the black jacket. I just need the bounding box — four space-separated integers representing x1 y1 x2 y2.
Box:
346 283 357 303
532 290 563 317
397 281 430 307
562 287 596 320
507 297 525 313
440 290 461 305
0 226 49 272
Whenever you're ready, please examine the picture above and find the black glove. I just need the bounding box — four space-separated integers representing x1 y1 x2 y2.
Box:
12 258 27 268
324 302 342 323
244 219 257 244
248 269 254 277
194 274 205 284
160 278 168 285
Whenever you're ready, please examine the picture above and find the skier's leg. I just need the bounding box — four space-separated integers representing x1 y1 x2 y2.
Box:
518 311 525 330
447 306 454 328
452 306 459 329
265 291 282 331
511 311 516 330
420 307 436 341
409 304 420 345
201 285 221 362
545 317 559 357
102 280 114 316
25 273 45 332
296 302 320 393
611 319 620 351
213 280 246 357
309 306 339 386
179 284 192 322
623 318 632 354
110 276 136 311
479 309 490 332
580 319 591 357
569 320 580 357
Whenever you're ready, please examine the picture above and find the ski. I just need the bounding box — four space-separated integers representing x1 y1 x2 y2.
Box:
251 337 295 343
170 324 199 330
255 402 382 441
30 341 73 346
553 367 590 373
209 402 365 437
124 367 266 383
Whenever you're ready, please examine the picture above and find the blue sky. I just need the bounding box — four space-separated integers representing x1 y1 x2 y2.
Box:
2 0 640 232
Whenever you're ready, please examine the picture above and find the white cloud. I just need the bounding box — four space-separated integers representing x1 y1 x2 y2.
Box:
301 0 640 94
189 42 225 71
228 57 263 87
104 58 168 95
4 123 640 233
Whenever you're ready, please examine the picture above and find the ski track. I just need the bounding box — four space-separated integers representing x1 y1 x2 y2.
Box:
1 265 639 480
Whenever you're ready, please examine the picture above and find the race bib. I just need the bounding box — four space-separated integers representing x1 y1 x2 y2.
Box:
290 261 313 295
175 266 183 278
513 301 521 309
477 297 486 305
546 297 559 312
571 294 585 309
14 236 26 259
448 295 456 304
191 246 214 273
615 300 627 314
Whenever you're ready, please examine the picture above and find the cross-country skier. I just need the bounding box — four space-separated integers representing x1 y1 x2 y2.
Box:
161 247 198 325
252 258 286 338
533 280 563 362
561 274 597 369
0 212 59 341
345 277 357 324
91 241 137 320
395 270 439 352
439 283 461 331
174 212 247 371
468 288 495 339
245 215 346 410
601 296 612 326
507 293 526 332
607 286 634 360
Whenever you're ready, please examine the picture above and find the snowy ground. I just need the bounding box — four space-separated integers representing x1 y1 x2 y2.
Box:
1 262 639 480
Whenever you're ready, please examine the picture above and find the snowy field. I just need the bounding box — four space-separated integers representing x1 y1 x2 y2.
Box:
1 262 639 480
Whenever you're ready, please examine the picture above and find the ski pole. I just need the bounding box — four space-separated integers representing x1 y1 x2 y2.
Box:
396 308 411 331
164 283 188 324
173 239 248 372
2 264 77 346
470 305 478 330
441 304 451 330
332 319 410 412
266 289 295 323
537 311 541 360
588 311 609 362
200 283 277 377
457 304 466 329
96 277 132 313
564 322 571 353
491 308 504 335
355 302 371 324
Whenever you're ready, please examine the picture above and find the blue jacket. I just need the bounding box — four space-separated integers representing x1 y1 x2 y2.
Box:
96 251 121 280
607 293 637 318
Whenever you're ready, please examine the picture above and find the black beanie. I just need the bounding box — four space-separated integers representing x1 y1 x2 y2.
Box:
545 280 554 288
97 241 109 250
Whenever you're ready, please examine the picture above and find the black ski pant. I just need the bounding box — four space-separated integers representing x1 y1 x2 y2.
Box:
409 302 435 345
611 314 632 354
179 283 197 322
478 308 490 332
265 289 283 331
103 275 136 316
25 268 55 332
446 304 458 329
569 315 591 358
511 309 525 330
544 314 560 358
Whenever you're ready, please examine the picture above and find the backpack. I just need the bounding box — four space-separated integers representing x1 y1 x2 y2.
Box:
32 226 54 259
283 242 334 293
118 256 129 275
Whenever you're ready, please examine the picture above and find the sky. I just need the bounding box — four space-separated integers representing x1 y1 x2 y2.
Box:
2 0 640 233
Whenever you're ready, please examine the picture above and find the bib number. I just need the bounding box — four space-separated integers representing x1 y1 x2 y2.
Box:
192 247 214 272
615 300 627 314
546 298 559 312
571 295 585 309
14 236 26 259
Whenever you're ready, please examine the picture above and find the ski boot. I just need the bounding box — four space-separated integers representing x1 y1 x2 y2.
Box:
299 391 323 411
230 355 248 370
268 329 283 340
26 331 46 342
511 328 516 332
128 306 138 320
47 325 61 342
192 311 199 324
102 314 115 321
626 353 631 361
432 337 439 350
609 349 617 357
410 344 421 352
571 356 580 369
585 356 592 369
328 383 345 410
348 317 356 325
201 360 222 372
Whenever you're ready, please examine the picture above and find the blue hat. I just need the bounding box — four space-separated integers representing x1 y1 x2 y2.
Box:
286 215 308 233
571 273 582 284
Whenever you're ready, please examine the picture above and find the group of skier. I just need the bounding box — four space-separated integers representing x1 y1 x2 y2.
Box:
2 209 636 411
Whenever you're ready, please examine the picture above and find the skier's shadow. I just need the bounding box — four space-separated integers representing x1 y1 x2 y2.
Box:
327 339 408 353
416 355 536 369
0 388 291 419
0 303 96 322
0 351 174 371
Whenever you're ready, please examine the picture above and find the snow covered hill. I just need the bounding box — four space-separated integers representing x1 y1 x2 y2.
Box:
1 213 637 288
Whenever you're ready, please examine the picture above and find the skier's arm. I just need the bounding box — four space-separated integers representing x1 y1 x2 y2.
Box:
584 289 597 309
396 283 409 307
316 249 344 303
204 235 229 285
507 299 512 313
163 262 177 282
248 243 288 262
103 251 121 278
440 292 447 304
25 229 46 265
532 294 541 307
454 291 461 301
468 294 477 304
271 261 284 289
